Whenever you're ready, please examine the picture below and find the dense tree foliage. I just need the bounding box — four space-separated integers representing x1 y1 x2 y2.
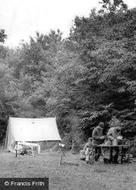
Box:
1 1 136 148
69 2 136 141
0 29 7 43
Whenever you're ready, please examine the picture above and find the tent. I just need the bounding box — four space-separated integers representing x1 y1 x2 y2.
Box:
5 117 61 152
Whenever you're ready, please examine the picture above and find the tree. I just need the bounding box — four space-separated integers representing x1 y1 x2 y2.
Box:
69 2 136 138
0 29 7 43
99 0 128 14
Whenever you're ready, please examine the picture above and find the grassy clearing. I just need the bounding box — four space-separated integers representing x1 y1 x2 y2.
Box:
0 151 136 190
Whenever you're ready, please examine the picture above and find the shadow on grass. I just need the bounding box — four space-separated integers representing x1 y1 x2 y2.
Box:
93 168 107 173
60 162 79 166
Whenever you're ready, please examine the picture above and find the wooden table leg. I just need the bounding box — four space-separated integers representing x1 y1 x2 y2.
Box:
109 147 113 163
120 146 123 164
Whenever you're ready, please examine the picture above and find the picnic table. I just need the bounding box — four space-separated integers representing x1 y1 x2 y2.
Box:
97 144 130 163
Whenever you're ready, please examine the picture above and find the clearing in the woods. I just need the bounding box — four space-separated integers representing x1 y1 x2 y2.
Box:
0 151 136 190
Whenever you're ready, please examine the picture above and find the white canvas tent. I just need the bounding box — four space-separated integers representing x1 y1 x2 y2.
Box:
5 117 61 152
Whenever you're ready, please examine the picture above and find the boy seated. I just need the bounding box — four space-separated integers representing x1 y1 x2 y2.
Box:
80 137 94 164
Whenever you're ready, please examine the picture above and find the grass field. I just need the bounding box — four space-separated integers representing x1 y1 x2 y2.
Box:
0 151 136 190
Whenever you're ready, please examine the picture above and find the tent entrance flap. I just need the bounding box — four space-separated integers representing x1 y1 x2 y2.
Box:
5 117 61 152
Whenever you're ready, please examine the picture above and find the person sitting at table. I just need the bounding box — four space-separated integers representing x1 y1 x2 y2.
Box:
106 120 123 163
107 126 122 145
92 122 105 161
80 137 94 164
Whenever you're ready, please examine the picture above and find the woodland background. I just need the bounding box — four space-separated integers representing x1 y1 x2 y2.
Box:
0 0 136 149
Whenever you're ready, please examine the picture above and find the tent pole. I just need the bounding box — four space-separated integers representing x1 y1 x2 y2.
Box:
15 141 18 157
